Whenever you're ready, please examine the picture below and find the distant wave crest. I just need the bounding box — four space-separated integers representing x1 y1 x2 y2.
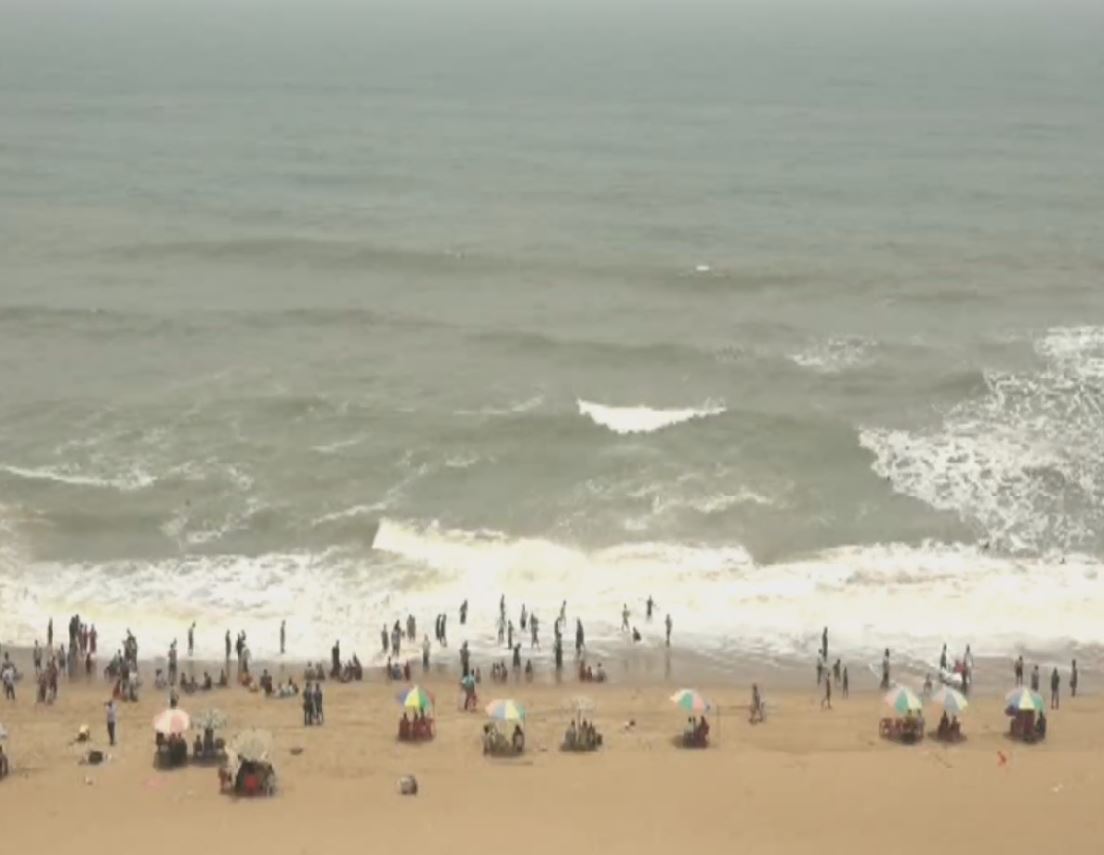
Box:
577 399 726 435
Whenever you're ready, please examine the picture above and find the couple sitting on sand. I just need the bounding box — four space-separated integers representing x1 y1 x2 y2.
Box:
936 712 962 742
682 716 710 748
578 660 606 683
398 710 434 742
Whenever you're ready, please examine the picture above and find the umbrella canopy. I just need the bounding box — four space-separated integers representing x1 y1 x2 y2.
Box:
152 708 191 736
396 686 435 712
194 709 228 731
485 699 526 722
883 686 923 715
230 728 273 762
670 689 711 713
1005 687 1045 713
931 687 969 715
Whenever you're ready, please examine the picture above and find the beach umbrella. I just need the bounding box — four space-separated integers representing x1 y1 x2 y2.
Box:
883 686 923 715
230 728 273 762
152 707 191 736
194 709 228 731
1005 687 1045 714
670 689 711 713
396 685 435 712
930 687 969 715
485 699 526 722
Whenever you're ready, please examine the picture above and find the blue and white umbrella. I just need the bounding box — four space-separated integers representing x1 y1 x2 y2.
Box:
931 686 969 715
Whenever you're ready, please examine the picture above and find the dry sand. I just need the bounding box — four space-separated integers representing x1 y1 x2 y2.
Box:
1 655 1101 855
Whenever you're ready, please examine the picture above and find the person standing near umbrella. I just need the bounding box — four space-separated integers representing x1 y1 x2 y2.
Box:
105 699 118 746
1050 668 1060 709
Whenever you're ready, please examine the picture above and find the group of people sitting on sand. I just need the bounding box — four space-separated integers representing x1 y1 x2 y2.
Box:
880 712 925 743
483 722 525 756
682 715 710 748
178 671 220 694
155 732 190 767
1009 709 1047 743
563 719 602 751
935 712 963 742
335 656 363 683
398 710 435 742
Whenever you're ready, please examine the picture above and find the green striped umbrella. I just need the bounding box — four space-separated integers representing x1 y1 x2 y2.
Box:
670 689 711 713
883 686 923 715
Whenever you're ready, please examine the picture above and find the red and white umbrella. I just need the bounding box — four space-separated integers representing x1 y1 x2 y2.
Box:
152 708 191 735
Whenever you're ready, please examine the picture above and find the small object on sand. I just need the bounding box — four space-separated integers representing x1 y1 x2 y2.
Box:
997 751 1008 767
84 776 94 786
289 746 304 756
398 775 418 796
622 719 636 732
76 725 90 743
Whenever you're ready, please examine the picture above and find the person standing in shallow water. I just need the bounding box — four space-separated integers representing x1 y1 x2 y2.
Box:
1070 660 1078 697
842 666 849 698
187 622 195 657
665 614 672 647
280 619 286 655
821 626 828 661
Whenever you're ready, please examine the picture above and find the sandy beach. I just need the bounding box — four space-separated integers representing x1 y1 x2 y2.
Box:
2 650 1101 855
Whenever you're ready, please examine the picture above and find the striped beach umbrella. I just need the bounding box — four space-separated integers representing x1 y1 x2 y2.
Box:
670 689 711 713
931 687 969 715
883 686 923 715
152 707 191 735
485 699 526 722
396 685 435 712
1005 687 1045 713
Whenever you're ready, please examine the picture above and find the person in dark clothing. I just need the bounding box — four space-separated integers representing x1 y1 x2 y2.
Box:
880 649 891 690
1050 667 1060 709
1071 660 1079 697
331 641 340 679
1014 656 1024 686
312 683 323 725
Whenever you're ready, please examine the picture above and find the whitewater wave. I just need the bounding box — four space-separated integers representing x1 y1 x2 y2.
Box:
577 400 726 435
860 326 1104 554
2 514 1103 662
0 462 156 492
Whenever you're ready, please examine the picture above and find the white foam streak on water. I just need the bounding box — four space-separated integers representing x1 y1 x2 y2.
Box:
788 336 875 374
577 399 726 435
0 462 156 492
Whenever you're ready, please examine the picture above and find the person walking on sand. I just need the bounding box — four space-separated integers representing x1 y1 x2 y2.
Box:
575 619 585 657
821 626 828 661
1014 655 1024 686
816 657 824 685
47 618 53 649
224 630 231 664
646 596 654 621
188 622 195 658
105 699 117 746
821 673 832 710
530 614 540 649
881 649 891 690
665 613 672 647
1030 664 1040 693
1071 660 1079 698
460 599 468 625
1050 667 1060 709
842 666 849 698
939 643 947 672
312 682 324 725
422 635 430 671
621 604 630 632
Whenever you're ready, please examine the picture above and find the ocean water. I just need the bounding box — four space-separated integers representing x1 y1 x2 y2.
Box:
2 0 1104 666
